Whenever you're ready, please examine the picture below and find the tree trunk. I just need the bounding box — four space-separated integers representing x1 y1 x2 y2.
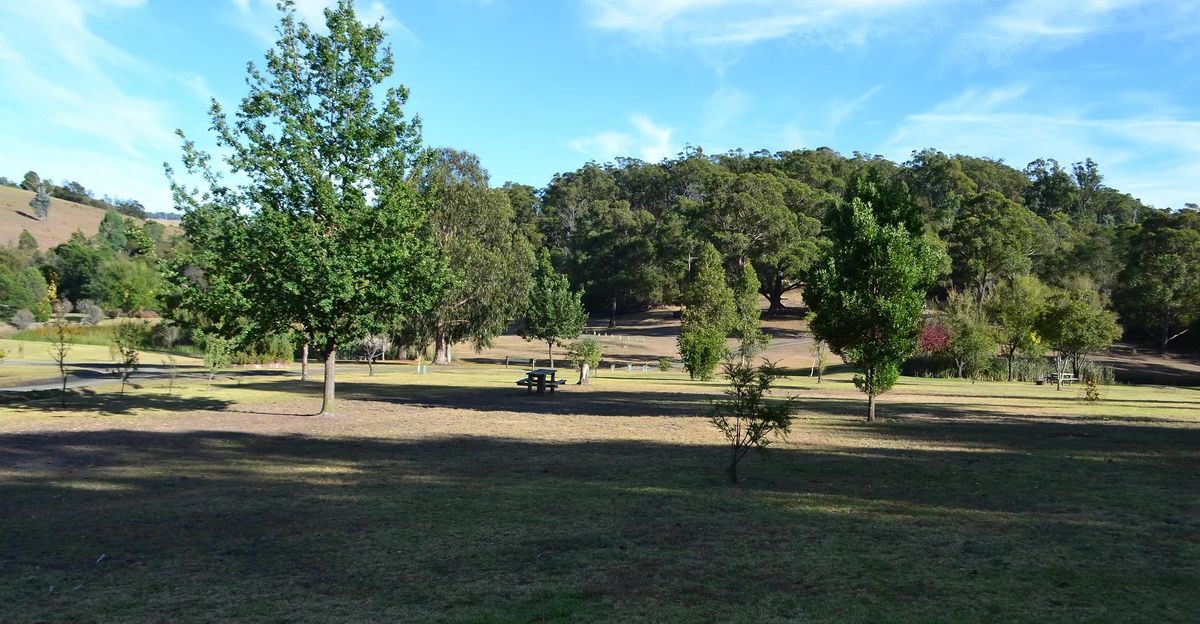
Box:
726 462 738 484
320 344 336 416
865 367 875 422
767 275 785 318
367 357 375 376
433 325 450 365
608 295 617 329
578 362 590 385
547 341 554 368
1006 345 1016 382
300 343 309 381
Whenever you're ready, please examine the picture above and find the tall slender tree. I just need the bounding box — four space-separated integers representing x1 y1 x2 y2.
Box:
679 242 734 380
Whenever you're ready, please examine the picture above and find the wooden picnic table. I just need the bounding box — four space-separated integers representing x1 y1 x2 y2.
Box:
516 368 565 395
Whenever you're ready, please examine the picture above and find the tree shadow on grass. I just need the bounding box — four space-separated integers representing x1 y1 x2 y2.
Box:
0 388 233 415
0 426 1196 622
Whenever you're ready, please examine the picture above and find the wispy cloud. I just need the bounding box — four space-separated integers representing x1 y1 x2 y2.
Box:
585 0 943 48
703 86 752 134
883 85 1200 209
959 0 1149 60
569 114 677 162
0 0 188 209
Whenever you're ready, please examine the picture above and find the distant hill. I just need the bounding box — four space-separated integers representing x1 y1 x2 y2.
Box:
0 186 179 249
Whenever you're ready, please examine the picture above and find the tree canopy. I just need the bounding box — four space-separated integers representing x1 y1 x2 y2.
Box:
168 0 445 415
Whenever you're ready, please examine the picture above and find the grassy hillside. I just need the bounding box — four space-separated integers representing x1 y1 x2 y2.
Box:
0 185 178 248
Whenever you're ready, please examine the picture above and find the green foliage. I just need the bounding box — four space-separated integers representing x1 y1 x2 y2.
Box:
29 189 51 220
709 359 794 483
939 290 997 380
566 337 603 370
948 190 1051 301
96 209 130 252
807 197 945 420
731 263 768 361
47 233 106 304
91 256 161 315
111 321 144 395
657 356 673 372
987 274 1050 381
1114 211 1200 353
1039 284 1121 388
169 0 446 414
0 252 49 319
20 171 41 191
679 243 734 380
18 230 39 253
407 147 534 363
519 251 587 367
201 333 234 387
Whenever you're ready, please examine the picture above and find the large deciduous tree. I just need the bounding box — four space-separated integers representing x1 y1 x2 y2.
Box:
167 0 445 415
409 148 534 364
807 197 945 421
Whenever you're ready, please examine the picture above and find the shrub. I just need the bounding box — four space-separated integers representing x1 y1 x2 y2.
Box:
566 337 603 384
680 327 727 381
77 299 106 325
657 356 673 372
11 309 35 329
710 359 795 484
152 323 182 349
566 337 603 370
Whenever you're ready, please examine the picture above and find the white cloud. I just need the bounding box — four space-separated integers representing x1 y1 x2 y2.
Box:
568 114 677 163
828 83 883 129
882 85 1200 209
585 0 943 48
958 0 1149 60
230 0 415 45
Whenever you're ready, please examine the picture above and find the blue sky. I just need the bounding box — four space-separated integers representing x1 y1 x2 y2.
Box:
1 0 1197 213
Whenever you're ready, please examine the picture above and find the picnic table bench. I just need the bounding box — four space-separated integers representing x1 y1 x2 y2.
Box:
1053 372 1078 385
516 368 566 395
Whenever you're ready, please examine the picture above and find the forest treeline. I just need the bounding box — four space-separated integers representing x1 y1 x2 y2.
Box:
510 146 1198 352
4 145 1199 359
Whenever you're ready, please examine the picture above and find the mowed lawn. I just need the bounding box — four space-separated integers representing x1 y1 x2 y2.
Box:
1 364 1198 623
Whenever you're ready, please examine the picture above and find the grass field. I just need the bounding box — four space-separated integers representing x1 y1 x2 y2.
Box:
1 360 1197 623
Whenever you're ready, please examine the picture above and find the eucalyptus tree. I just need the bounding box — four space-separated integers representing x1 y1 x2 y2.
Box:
409 148 534 364
1114 211 1200 353
167 0 445 415
948 190 1052 303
